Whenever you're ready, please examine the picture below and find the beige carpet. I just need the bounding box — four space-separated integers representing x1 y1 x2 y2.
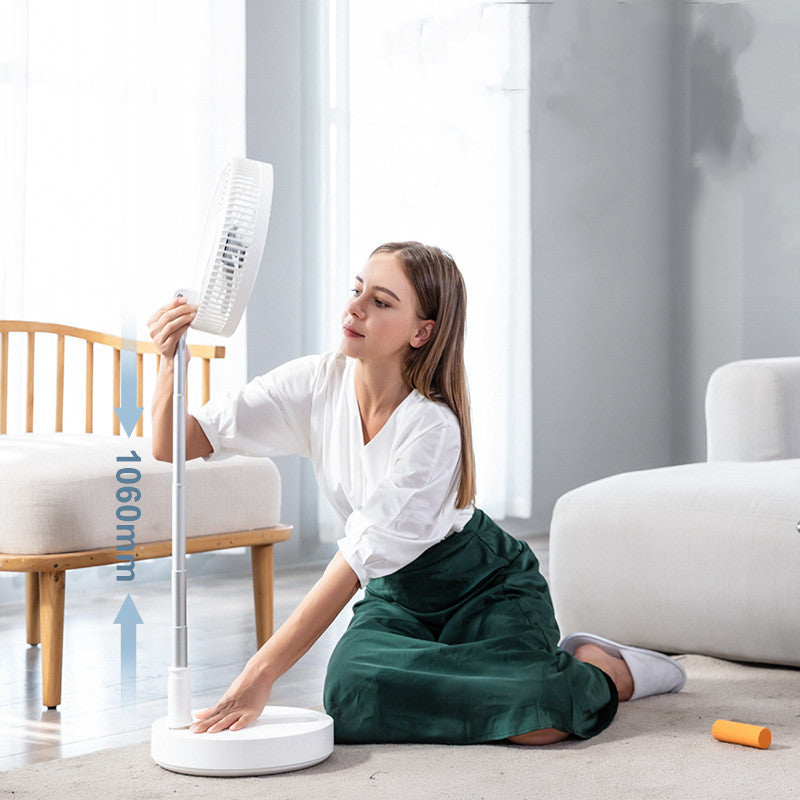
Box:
2 654 798 799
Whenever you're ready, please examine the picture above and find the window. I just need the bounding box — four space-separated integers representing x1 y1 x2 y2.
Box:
317 0 532 536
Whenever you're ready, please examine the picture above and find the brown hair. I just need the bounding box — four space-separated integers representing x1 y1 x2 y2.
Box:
369 241 476 509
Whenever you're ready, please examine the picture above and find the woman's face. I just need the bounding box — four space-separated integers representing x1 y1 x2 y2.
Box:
340 252 434 364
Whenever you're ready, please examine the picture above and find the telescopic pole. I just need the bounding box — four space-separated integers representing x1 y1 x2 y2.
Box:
166 329 192 727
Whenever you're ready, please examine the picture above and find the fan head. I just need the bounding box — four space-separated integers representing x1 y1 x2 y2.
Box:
184 157 273 338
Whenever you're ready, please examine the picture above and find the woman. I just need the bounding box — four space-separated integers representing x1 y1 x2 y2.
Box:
147 241 686 746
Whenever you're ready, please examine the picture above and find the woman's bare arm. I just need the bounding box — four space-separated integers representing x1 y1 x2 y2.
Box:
150 356 213 462
254 549 361 682
147 296 213 462
191 550 362 733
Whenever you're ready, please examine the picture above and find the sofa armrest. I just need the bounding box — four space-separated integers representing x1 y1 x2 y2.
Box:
705 357 800 461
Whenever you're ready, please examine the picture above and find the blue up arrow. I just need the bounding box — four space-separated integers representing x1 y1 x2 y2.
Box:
114 314 143 436
114 594 143 679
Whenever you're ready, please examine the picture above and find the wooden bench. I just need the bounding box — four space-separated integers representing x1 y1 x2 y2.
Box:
0 320 292 708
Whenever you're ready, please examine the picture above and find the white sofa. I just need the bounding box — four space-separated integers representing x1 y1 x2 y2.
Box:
549 357 800 667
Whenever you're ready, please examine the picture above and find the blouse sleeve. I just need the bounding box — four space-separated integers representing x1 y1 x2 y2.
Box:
337 416 468 589
191 354 320 461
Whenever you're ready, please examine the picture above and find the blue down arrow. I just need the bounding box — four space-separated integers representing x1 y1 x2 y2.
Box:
114 314 143 436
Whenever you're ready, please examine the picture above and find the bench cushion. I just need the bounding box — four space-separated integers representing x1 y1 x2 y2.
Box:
0 433 281 555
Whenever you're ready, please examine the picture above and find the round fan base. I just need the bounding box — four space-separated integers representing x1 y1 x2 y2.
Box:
151 706 334 776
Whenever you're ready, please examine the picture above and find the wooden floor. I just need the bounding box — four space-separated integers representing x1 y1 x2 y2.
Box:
0 525 548 772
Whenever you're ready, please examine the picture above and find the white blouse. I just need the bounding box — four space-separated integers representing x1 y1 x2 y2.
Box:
192 350 475 589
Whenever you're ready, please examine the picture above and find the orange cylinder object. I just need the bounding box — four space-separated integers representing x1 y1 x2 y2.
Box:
712 719 771 749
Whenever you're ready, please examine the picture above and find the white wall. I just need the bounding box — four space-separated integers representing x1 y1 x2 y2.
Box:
683 1 800 456
529 0 676 529
528 0 800 531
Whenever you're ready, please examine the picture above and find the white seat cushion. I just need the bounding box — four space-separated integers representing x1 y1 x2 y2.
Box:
549 459 800 667
0 433 281 555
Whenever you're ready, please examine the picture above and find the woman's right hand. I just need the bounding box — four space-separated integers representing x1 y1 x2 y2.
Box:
147 296 198 362
190 657 275 734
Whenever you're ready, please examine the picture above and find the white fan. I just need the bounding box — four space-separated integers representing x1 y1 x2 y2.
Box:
150 157 334 776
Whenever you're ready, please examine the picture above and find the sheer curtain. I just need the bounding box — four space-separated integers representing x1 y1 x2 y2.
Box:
0 0 247 436
316 0 532 541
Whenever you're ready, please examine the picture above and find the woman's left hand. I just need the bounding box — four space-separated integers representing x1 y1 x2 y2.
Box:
190 658 275 734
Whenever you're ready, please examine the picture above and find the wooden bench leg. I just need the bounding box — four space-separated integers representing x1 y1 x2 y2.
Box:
26 572 41 646
40 570 65 709
251 544 274 649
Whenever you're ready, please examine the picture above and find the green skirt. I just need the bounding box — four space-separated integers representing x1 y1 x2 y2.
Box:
322 508 618 744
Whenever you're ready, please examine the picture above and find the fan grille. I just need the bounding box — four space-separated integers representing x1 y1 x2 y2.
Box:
190 158 272 337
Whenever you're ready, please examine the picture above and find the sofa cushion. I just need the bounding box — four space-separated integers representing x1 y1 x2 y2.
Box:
549 459 800 667
0 433 281 555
